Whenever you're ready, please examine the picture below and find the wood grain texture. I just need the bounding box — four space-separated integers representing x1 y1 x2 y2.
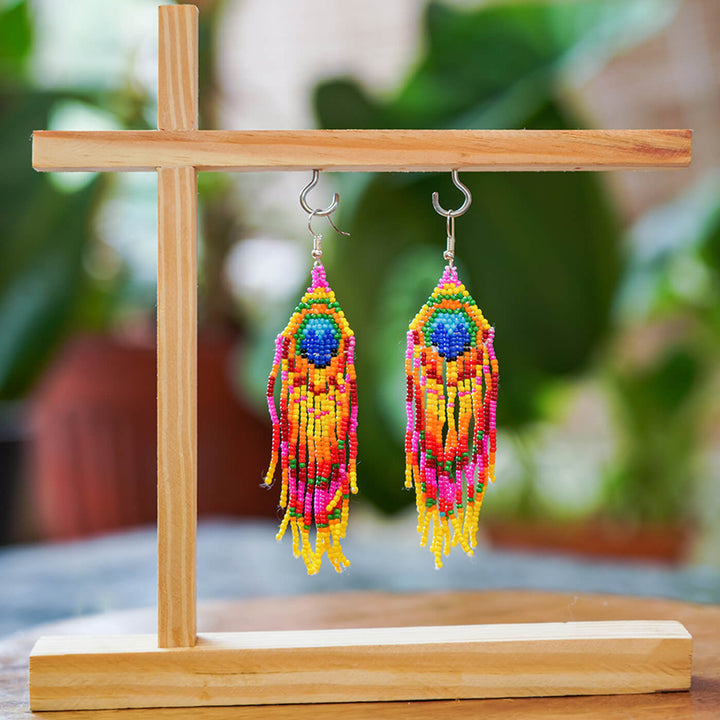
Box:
5 590 719 718
156 5 199 650
158 5 198 131
157 166 197 649
28 620 691 711
31 129 692 173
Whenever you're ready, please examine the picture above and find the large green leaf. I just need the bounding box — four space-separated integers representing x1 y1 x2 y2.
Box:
309 1 668 512
0 1 32 82
317 1 676 131
0 91 99 399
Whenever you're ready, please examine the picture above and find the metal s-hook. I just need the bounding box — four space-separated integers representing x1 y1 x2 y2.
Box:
300 170 349 263
300 169 338 217
432 170 472 265
431 169 472 218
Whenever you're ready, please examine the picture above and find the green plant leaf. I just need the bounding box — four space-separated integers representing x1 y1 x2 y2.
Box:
316 0 677 131
0 1 32 81
0 91 99 399
605 348 702 522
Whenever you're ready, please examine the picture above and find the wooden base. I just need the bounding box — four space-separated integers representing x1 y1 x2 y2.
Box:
29 620 691 711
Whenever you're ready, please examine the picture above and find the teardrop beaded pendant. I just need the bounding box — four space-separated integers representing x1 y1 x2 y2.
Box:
264 262 358 574
405 263 498 569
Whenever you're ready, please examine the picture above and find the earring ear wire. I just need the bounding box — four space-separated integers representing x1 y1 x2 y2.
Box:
432 170 471 265
302 171 350 262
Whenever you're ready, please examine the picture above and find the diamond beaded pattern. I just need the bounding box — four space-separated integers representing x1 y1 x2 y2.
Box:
265 262 358 574
405 264 498 568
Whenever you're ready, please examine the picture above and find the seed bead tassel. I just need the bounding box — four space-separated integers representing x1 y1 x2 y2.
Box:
405 264 498 568
265 262 357 574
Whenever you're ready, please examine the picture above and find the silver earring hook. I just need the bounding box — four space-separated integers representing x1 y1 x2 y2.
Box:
302 171 349 263
307 209 348 240
432 170 471 265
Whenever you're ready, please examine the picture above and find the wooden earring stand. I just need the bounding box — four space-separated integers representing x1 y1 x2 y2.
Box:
28 5 693 712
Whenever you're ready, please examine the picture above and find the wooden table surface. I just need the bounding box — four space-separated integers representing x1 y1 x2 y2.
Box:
2 590 719 718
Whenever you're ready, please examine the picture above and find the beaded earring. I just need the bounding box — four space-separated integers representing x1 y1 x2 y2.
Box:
405 171 498 568
264 172 358 575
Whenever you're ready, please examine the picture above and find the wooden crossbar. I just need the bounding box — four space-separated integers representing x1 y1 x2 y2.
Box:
33 128 691 173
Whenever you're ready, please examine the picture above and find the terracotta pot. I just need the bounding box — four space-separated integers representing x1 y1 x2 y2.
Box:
484 518 691 565
29 332 275 540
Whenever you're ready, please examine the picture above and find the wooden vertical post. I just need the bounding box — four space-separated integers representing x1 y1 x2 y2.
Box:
156 5 199 649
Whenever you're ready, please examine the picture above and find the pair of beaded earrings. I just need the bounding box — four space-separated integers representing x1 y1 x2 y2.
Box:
264 171 498 575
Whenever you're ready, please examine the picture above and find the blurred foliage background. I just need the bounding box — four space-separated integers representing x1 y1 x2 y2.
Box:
0 0 718 564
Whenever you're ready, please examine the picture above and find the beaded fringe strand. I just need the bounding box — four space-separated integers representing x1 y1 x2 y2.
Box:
265 262 358 574
405 264 498 568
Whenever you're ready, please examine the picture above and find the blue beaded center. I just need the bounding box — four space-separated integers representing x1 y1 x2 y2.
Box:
428 310 472 360
299 314 340 367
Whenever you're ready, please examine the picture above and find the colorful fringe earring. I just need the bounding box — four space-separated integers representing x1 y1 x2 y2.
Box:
265 171 358 575
405 171 498 568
